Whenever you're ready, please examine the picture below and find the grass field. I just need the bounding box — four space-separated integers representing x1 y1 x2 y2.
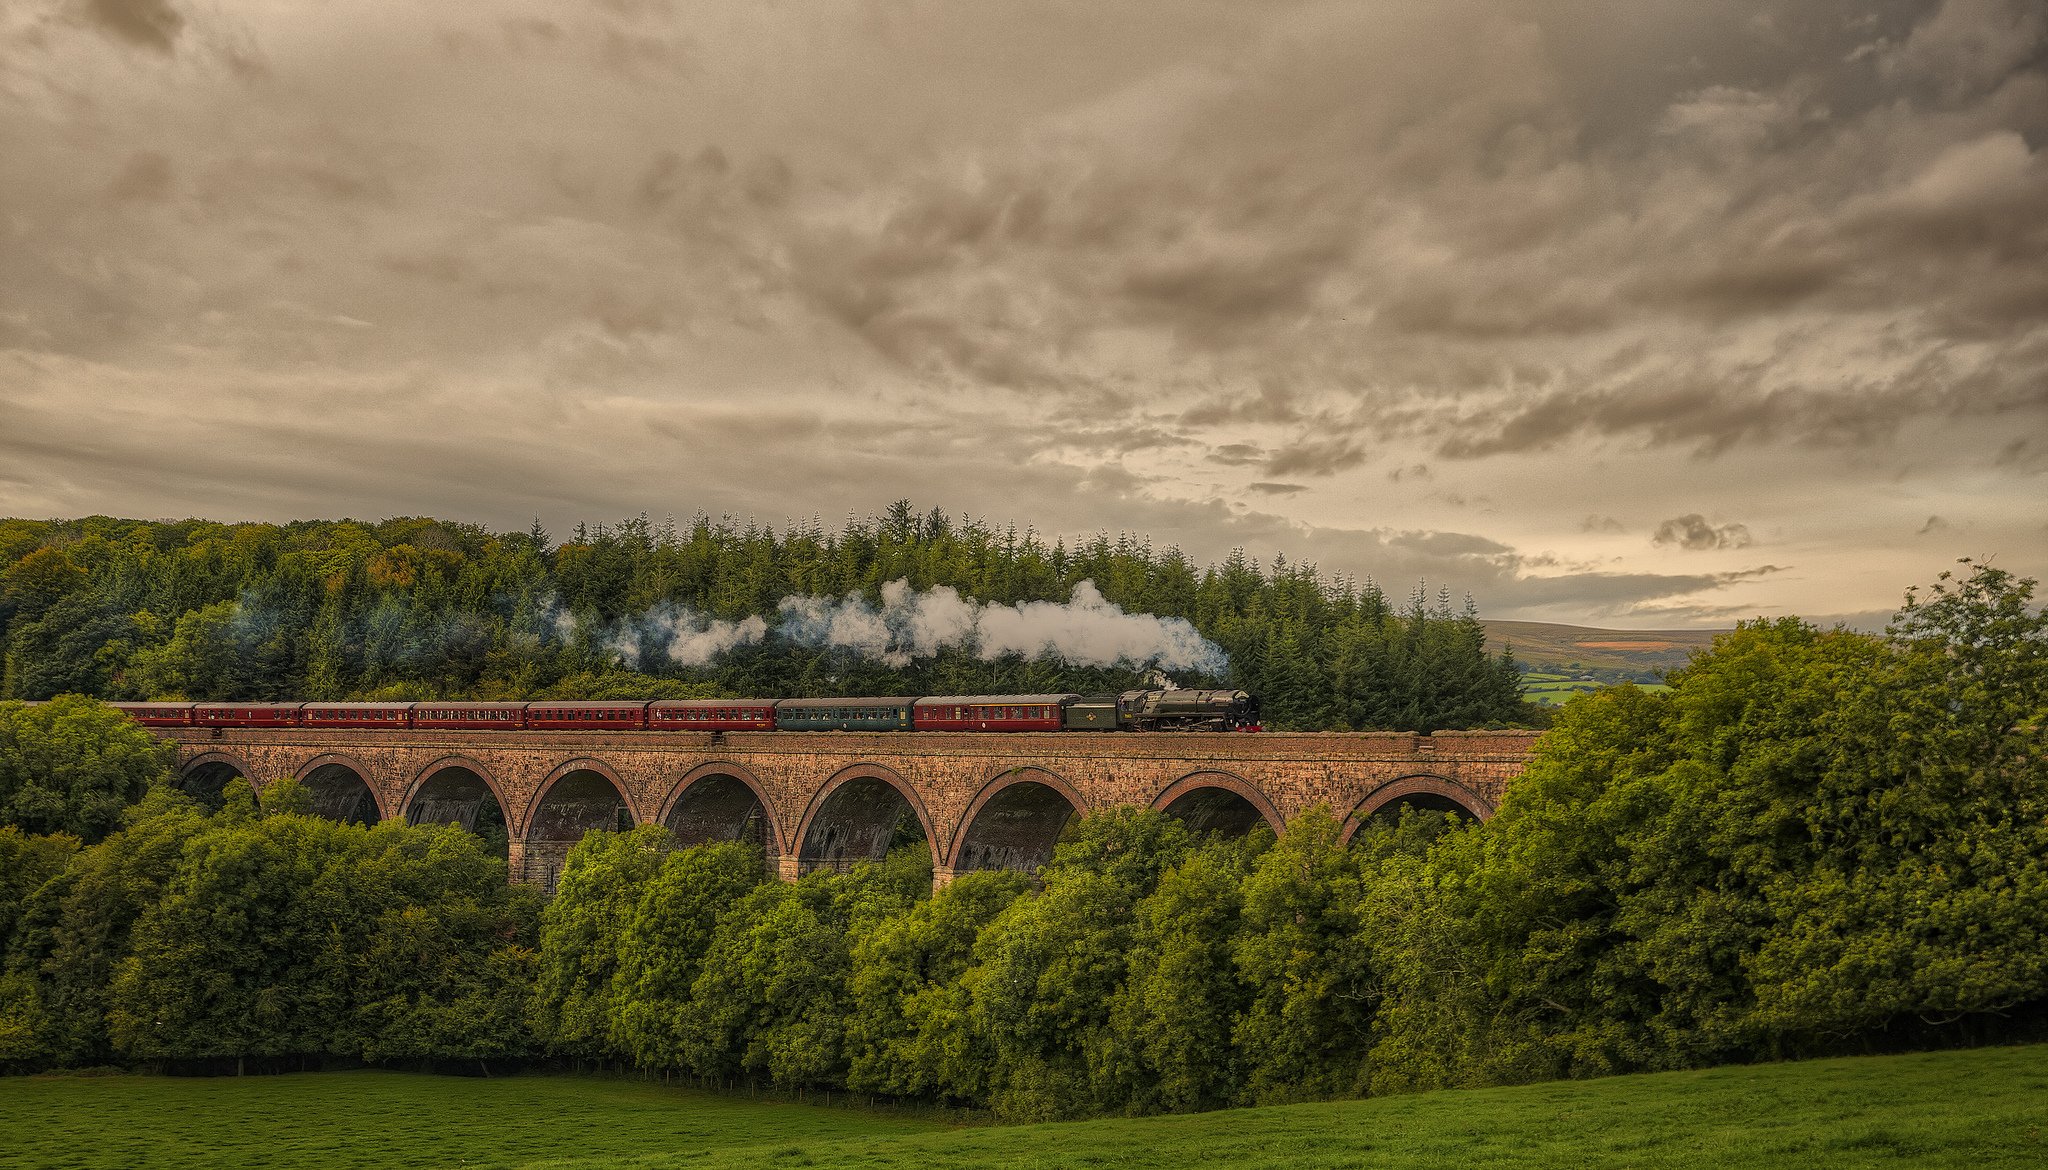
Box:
1483 619 1725 675
0 1071 945 1169
4 1045 2044 1169
1520 674 1675 706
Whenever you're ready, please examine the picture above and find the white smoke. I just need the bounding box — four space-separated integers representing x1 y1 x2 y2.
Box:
775 579 1227 674
611 606 769 668
664 612 769 667
575 579 1226 674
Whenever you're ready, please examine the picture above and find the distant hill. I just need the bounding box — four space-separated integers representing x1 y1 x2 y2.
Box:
1481 620 1727 677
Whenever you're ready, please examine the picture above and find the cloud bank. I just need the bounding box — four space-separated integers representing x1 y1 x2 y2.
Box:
0 0 2040 627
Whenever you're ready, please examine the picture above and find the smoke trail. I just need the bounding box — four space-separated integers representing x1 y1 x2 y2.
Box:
774 579 1227 674
576 579 1224 674
588 603 769 669
663 612 769 667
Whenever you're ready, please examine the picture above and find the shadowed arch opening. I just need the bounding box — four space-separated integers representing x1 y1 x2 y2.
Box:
297 758 381 826
663 766 778 854
1153 772 1282 837
523 763 634 893
1341 775 1491 846
797 768 935 876
177 753 250 812
405 761 509 861
950 770 1084 874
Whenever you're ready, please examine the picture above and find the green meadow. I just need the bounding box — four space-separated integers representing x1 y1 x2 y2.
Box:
6 1044 2043 1170
1518 671 1673 705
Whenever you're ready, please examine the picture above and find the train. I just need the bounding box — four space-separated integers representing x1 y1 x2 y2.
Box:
107 689 1264 734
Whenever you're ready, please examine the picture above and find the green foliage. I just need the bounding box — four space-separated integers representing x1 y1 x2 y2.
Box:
0 792 204 1067
1109 834 1261 1111
527 825 675 1060
1231 809 1373 1104
681 846 932 1089
0 695 173 841
610 841 768 1069
0 787 540 1071
0 510 1529 731
0 826 78 954
1369 561 2048 1092
844 868 1030 1100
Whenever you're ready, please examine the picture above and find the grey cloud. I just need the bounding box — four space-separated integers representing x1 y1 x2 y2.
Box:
108 152 174 202
79 0 183 53
1246 482 1307 496
1918 514 1950 535
1880 0 2047 103
1118 237 1350 335
1177 380 1306 427
1580 514 1626 533
1436 336 2048 459
1653 514 1755 551
1206 443 1266 467
1262 436 1367 478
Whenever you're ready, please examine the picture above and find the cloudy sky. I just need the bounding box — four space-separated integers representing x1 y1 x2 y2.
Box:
3 0 2043 627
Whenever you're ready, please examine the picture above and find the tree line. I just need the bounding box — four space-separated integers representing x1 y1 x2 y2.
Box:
0 505 1528 731
1 562 2042 1115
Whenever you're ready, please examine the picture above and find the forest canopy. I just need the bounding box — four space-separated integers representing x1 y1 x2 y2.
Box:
0 505 1528 731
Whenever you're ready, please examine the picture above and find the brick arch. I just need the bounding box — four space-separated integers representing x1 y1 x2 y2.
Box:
292 752 388 819
1151 769 1285 834
1340 773 1494 844
945 765 1088 871
657 761 785 857
179 749 256 781
179 754 260 811
401 755 513 827
792 763 938 870
290 749 382 815
522 757 638 832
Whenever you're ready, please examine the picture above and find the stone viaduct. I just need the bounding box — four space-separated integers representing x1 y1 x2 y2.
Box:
156 727 1541 890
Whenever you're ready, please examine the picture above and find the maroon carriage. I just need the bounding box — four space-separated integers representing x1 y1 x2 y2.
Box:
912 694 1076 733
648 699 779 731
522 701 651 731
194 702 306 728
411 701 528 730
109 701 196 726
299 702 415 728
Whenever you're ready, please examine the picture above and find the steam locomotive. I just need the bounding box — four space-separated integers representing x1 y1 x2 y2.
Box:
108 689 1263 734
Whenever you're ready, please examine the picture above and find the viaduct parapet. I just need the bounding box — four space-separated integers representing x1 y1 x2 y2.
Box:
157 728 1541 889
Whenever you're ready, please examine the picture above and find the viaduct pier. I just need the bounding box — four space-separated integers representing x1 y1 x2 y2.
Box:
159 727 1541 889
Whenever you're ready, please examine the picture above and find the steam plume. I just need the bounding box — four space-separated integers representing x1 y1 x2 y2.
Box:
602 578 1226 673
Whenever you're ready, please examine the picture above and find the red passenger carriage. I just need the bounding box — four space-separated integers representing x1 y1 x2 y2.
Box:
194 702 305 728
648 700 778 731
411 702 528 730
912 694 1075 732
108 701 195 726
300 702 414 728
524 701 651 730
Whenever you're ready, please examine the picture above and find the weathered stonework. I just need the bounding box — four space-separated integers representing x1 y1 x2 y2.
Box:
157 727 1540 887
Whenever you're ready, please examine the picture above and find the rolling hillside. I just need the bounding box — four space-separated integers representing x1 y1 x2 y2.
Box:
1481 620 1727 676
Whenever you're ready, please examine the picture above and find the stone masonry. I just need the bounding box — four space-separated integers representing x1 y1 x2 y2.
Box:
157 727 1540 888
